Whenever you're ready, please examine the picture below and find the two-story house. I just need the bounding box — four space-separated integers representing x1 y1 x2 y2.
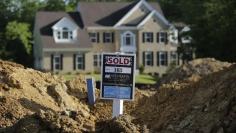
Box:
34 0 181 76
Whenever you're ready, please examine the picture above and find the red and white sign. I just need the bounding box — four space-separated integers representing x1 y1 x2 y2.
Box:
105 56 132 66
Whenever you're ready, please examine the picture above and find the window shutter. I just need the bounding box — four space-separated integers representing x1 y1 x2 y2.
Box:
60 54 63 70
143 52 145 66
151 33 153 42
112 32 114 43
151 52 154 66
103 32 106 43
97 32 100 43
142 33 145 43
165 32 168 44
165 52 168 66
83 53 85 70
177 53 180 65
51 54 54 71
157 52 159 66
73 54 76 70
157 32 160 43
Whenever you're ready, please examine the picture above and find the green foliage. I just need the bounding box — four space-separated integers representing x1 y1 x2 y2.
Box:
6 21 32 54
43 0 66 11
139 65 144 74
160 0 236 62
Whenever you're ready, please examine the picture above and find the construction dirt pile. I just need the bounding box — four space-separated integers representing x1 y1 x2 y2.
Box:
0 60 95 132
128 59 236 132
0 58 236 133
160 58 232 85
0 60 150 132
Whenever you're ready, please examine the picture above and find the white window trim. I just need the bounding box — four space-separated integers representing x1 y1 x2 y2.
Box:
93 53 101 67
159 51 168 66
144 32 153 43
53 55 61 70
54 27 75 43
89 32 98 43
104 32 112 43
145 51 153 66
76 54 84 70
159 31 166 44
170 51 178 65
121 31 135 46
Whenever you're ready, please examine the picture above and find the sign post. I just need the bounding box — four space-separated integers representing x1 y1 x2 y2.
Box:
100 53 136 118
86 77 96 105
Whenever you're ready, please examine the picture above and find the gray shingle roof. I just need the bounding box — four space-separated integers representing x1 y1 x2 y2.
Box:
35 11 91 49
78 1 163 26
35 1 164 49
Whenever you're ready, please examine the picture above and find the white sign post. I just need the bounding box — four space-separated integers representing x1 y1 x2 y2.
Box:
112 99 123 117
100 53 136 118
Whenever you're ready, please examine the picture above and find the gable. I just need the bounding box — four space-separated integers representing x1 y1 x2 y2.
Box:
52 17 78 30
78 1 164 27
122 4 150 26
141 15 163 31
114 0 165 27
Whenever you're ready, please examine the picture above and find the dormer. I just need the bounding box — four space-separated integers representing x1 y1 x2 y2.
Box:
52 17 78 43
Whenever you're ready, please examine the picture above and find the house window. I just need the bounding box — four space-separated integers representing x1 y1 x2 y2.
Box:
57 31 61 39
143 32 153 43
76 54 84 69
54 55 61 70
157 32 167 43
89 32 99 43
170 51 178 65
93 54 101 67
157 51 168 66
56 27 73 40
122 31 135 46
143 51 153 66
103 32 114 43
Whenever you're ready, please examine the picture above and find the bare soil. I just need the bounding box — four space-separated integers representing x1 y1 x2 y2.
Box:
0 59 235 133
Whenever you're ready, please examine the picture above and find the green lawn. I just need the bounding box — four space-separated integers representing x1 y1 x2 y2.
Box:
62 73 158 84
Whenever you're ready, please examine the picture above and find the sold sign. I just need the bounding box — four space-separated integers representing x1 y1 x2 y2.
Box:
101 53 136 100
105 56 132 66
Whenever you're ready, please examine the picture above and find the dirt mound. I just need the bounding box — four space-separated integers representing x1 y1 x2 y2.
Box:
101 115 140 133
0 110 87 133
1 58 236 133
131 64 236 132
160 58 232 85
0 60 95 131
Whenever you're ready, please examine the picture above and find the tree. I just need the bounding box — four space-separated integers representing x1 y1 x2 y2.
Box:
43 0 66 11
6 21 32 54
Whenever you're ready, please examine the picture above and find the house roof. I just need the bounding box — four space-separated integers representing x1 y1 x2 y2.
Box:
79 1 164 27
35 11 91 49
34 1 166 49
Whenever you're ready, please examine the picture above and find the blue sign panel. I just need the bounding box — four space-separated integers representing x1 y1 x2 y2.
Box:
86 78 95 105
101 53 135 100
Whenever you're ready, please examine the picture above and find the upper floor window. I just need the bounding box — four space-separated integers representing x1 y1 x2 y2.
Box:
103 32 114 43
122 31 135 46
55 27 74 41
89 32 99 43
143 32 153 43
157 32 168 44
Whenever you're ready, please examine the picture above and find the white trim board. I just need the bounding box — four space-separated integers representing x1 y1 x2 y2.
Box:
137 10 170 28
114 0 153 27
52 17 78 30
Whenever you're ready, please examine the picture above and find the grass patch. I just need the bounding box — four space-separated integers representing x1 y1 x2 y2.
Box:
62 73 158 84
